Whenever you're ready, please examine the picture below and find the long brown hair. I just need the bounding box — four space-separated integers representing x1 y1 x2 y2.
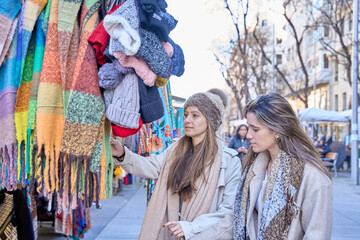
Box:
242 93 331 179
167 122 219 201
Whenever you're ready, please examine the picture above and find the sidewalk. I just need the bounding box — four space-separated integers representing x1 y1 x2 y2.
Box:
39 172 360 240
38 181 147 240
331 171 360 240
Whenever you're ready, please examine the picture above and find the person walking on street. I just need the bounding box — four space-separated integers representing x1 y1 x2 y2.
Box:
193 93 333 240
110 89 241 239
228 124 250 162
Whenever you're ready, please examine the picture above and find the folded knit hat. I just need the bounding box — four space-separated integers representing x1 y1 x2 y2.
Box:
111 118 143 138
136 28 172 79
139 7 177 42
106 73 141 128
98 61 133 89
138 76 164 123
103 0 141 56
113 51 156 87
183 89 228 131
168 38 185 77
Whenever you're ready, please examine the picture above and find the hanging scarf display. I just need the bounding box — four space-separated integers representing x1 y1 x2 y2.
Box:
0 0 185 238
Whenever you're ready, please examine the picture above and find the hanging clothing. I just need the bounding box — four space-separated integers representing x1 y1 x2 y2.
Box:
0 189 35 240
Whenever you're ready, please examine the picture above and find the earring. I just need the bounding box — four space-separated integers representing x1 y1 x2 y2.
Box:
276 135 280 143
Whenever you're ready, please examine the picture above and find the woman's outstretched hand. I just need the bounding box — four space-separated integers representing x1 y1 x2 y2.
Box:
164 221 184 238
110 137 125 157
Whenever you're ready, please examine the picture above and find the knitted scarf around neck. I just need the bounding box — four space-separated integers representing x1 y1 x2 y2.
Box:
233 151 305 240
138 140 222 240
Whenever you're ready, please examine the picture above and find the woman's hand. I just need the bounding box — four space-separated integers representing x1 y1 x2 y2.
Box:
110 137 125 157
164 221 184 238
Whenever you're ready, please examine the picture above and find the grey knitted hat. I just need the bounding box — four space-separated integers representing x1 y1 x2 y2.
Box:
103 88 115 109
183 89 228 131
98 61 133 89
106 73 141 129
103 0 141 56
135 28 172 79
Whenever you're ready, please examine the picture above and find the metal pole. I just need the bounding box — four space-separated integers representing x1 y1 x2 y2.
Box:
351 0 359 185
314 38 316 107
272 12 276 92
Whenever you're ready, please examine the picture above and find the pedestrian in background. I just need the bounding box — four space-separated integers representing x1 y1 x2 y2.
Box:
194 93 332 240
110 89 241 239
228 124 250 161
316 136 331 158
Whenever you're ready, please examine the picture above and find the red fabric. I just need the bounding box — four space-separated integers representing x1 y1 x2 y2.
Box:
123 175 129 185
88 4 122 65
111 118 143 138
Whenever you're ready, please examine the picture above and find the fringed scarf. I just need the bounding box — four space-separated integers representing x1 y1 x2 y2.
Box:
26 0 51 191
138 140 222 240
100 118 113 201
14 0 47 183
59 0 104 209
35 0 64 199
233 151 305 240
0 2 22 190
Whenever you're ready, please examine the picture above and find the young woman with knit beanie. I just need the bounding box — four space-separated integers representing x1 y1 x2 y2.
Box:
193 93 333 240
110 89 241 239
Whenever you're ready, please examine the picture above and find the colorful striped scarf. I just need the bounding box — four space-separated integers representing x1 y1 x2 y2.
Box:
0 0 21 66
59 0 105 209
14 0 47 183
26 0 51 189
35 0 64 197
0 2 23 190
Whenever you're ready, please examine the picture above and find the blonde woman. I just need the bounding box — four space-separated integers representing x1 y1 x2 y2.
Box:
194 93 332 240
110 89 241 239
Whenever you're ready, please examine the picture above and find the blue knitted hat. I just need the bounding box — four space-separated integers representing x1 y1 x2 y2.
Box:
168 38 185 77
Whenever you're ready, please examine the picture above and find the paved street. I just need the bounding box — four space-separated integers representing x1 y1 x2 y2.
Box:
39 171 360 240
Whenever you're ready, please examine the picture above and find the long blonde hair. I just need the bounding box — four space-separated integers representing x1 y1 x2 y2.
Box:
167 122 219 201
243 93 331 178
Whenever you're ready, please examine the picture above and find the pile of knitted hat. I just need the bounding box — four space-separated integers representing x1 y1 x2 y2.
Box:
91 0 185 138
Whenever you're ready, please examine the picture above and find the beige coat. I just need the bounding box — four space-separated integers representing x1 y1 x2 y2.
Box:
193 151 333 240
119 144 242 239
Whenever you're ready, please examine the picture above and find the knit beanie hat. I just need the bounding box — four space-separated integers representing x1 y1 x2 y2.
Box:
98 61 133 89
103 0 141 56
138 76 164 123
183 89 228 131
111 118 143 138
106 73 141 129
139 6 177 42
136 28 172 79
168 38 185 77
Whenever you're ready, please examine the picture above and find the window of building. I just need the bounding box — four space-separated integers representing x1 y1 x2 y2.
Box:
335 59 338 81
324 26 329 37
262 19 268 27
340 18 344 35
323 54 329 69
342 92 347 111
335 94 338 111
276 54 282 65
